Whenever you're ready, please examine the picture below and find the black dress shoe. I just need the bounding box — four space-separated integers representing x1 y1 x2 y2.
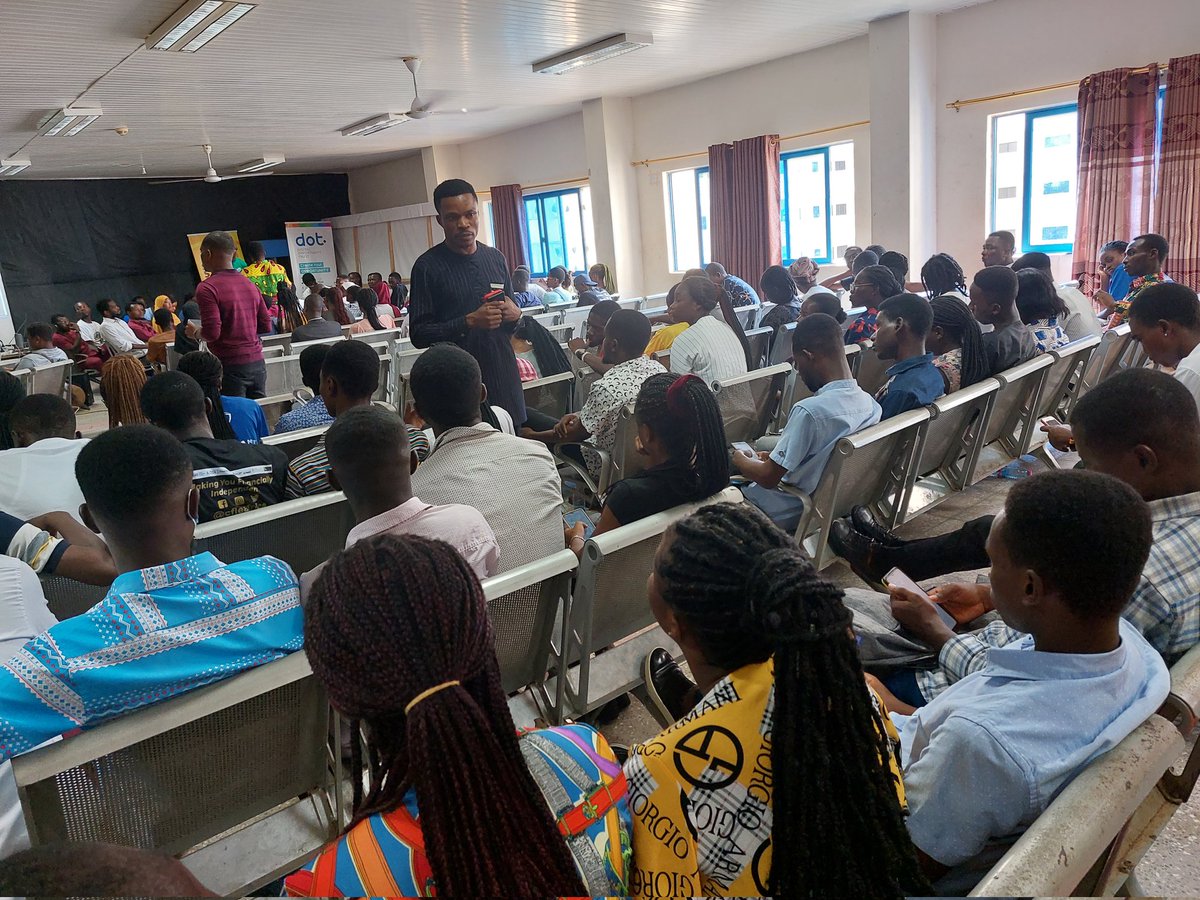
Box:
850 505 903 548
644 648 696 726
829 519 890 591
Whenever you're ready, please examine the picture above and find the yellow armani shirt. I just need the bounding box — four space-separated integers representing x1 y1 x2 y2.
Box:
624 657 906 897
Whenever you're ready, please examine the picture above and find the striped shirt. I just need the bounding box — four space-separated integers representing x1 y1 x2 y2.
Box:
668 316 747 387
286 427 431 498
917 490 1200 701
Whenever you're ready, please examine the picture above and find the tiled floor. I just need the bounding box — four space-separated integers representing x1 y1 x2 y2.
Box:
599 462 1200 895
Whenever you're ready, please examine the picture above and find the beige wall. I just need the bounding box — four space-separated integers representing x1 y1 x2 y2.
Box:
346 154 428 214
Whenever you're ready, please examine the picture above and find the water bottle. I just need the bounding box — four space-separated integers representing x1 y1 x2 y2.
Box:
996 455 1036 480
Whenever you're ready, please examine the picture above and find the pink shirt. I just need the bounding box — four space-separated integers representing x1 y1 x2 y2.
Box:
299 496 499 598
196 270 270 366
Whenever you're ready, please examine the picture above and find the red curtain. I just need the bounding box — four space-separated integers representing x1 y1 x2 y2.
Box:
1071 66 1160 293
488 183 528 271
708 134 781 285
1153 54 1200 290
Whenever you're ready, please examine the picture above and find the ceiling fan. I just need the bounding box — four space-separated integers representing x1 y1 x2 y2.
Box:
401 57 479 119
150 144 275 185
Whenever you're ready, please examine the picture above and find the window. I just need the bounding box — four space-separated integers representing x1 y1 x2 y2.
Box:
478 200 495 246
523 186 595 277
779 142 855 265
664 167 711 273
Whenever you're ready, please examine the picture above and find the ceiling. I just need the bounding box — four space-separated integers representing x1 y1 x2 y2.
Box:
0 0 983 180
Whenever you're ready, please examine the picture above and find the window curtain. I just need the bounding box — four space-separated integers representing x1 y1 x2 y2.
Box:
1153 55 1200 290
1071 66 1160 293
708 135 781 284
488 183 528 271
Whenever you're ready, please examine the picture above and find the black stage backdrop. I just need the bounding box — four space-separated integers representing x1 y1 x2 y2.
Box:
0 173 350 328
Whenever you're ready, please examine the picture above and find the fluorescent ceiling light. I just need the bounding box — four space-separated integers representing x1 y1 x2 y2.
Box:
146 0 255 52
39 107 103 137
340 113 410 137
0 158 32 176
532 32 654 75
237 155 284 173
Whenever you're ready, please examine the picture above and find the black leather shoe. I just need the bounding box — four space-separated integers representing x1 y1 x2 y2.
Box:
829 519 889 591
850 505 903 548
644 648 696 726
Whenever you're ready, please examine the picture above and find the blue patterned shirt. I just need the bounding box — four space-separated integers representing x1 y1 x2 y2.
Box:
273 397 334 435
917 490 1200 701
0 552 302 762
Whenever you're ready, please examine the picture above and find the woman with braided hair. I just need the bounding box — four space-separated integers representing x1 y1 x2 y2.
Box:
99 354 147 429
929 295 989 393
921 253 969 301
286 534 631 898
627 502 928 898
177 351 268 443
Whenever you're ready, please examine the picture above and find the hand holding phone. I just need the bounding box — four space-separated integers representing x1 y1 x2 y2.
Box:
731 441 756 458
884 568 957 630
563 508 595 540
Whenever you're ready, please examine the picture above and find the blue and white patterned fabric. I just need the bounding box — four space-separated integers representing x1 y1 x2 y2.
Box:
0 552 301 762
273 396 334 435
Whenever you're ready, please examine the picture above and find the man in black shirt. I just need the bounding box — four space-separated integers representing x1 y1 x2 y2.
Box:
140 372 289 522
409 179 526 424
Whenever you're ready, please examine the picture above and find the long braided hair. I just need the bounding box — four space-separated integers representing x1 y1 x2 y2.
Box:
0 371 27 450
679 275 754 370
920 253 967 298
305 535 587 897
275 282 307 333
100 355 147 428
930 296 989 388
515 315 571 376
634 373 728 499
655 503 929 898
176 351 237 440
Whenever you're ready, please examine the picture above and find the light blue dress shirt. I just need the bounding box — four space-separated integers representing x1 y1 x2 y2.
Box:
896 618 1169 875
742 379 881 530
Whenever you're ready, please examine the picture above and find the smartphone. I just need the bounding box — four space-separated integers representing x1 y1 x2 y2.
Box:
883 567 957 630
188 318 202 330
731 441 756 457
1039 415 1062 429
563 508 596 539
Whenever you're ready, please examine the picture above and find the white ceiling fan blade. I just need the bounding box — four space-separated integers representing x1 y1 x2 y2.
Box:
149 177 203 185
219 171 275 181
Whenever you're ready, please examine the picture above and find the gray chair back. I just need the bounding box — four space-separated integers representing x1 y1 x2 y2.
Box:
193 492 352 574
981 354 1055 456
712 363 791 444
255 394 294 431
262 424 327 461
743 326 772 369
768 321 798 367
854 342 890 395
40 576 109 622
523 371 576 420
30 360 72 400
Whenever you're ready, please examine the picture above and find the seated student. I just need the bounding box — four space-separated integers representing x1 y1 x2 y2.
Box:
705 261 760 308
1013 251 1101 341
173 300 202 355
667 276 751 385
126 301 156 342
140 372 289 522
287 341 429 497
0 395 86 522
516 264 548 303
0 509 116 595
409 345 562 573
287 535 629 898
13 323 69 372
347 293 396 335
523 310 663 480
573 272 610 304
566 298 620 374
1015 267 1069 353
882 471 1169 888
928 295 989 394
920 252 970 302
145 309 177 367
799 290 847 324
758 264 803 334
734 314 881 531
871 293 944 417
299 406 497 594
291 294 343 343
0 372 24 452
99 354 148 428
273 344 335 433
643 284 689 356
0 426 301 854
0 842 215 898
177 351 269 444
628 502 926 898
511 267 543 309
566 373 730 552
591 261 617 295
879 250 911 287
789 255 836 299
969 265 1036 373
1100 233 1172 329
96 299 148 360
1099 239 1132 301
832 370 1200 707
844 265 904 344
543 265 574 304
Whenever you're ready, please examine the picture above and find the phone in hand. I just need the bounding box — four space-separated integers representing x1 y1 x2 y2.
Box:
563 508 596 539
483 288 506 304
730 441 756 457
883 567 957 629
1039 415 1061 429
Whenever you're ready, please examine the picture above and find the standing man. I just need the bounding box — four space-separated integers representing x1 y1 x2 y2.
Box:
243 241 291 302
194 231 270 399
981 231 1016 268
409 179 526 425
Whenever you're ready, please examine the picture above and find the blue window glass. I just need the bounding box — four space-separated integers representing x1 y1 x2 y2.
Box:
522 188 594 277
780 147 832 264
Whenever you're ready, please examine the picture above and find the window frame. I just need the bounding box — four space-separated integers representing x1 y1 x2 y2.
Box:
779 145 833 266
522 186 593 278
1019 102 1078 255
666 166 710 274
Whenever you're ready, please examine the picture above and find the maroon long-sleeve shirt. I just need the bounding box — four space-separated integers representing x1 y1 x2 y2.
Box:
196 270 269 366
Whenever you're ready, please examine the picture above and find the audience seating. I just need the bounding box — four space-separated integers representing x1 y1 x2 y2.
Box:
640 305 668 320
193 492 353 575
261 345 286 360
554 401 643 499
767 321 798 367
1079 323 1137 394
7 367 33 392
561 306 592 336
350 327 403 350
27 359 72 400
289 336 344 354
734 301 761 330
262 424 327 461
10 652 341 897
712 362 791 445
555 487 743 722
780 408 930 568
39 575 109 622
522 371 576 420
1019 335 1100 457
643 291 669 305
531 311 561 327
743 325 772 369
616 298 642 312
969 354 1055 483
255 393 295 431
853 341 890 395
544 323 575 344
772 344 861 431
260 333 292 355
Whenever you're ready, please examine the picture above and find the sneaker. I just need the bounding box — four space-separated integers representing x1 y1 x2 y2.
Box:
643 648 696 727
850 505 903 548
